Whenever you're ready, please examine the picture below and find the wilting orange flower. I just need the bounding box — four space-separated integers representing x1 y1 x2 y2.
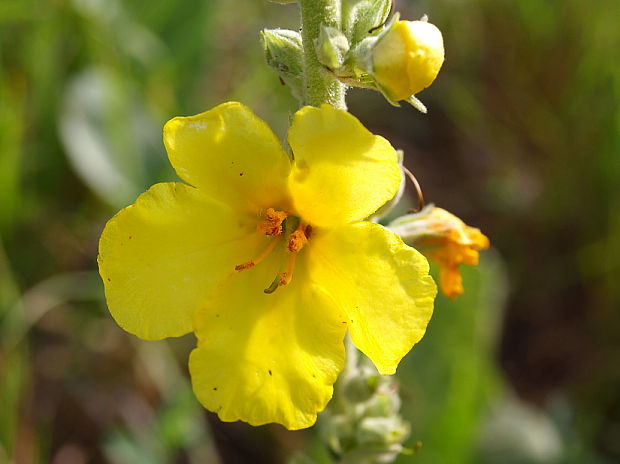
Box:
388 205 489 299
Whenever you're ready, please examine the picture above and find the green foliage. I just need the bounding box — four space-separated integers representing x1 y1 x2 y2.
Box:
342 0 392 45
396 256 507 463
262 28 305 101
315 25 350 71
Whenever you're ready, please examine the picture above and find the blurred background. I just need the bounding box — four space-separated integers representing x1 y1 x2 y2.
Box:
1 0 618 462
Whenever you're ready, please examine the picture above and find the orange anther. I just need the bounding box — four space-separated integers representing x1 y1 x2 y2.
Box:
257 208 289 236
287 226 308 253
235 262 254 271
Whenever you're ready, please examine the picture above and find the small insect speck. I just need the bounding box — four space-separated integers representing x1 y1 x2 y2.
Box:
239 172 244 176
268 370 272 376
128 236 132 239
107 278 111 282
213 387 218 391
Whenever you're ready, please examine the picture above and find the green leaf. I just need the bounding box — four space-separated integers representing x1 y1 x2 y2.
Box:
315 25 350 70
261 28 305 101
342 0 392 46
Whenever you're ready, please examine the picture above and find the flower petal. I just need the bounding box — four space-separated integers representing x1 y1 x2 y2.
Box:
189 252 346 430
288 105 402 227
307 222 436 374
164 102 291 213
98 182 264 340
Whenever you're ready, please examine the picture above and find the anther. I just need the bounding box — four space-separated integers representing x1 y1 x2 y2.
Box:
241 213 311 294
234 261 254 271
256 208 290 236
287 226 308 253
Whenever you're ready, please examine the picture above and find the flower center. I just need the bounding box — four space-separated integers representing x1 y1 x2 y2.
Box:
235 208 311 293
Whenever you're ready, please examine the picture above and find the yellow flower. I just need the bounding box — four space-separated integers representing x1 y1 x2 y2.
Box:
98 103 436 430
372 20 444 101
388 206 489 299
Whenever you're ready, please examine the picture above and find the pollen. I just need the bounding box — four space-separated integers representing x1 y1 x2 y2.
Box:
287 226 308 253
278 225 308 288
234 261 254 271
257 208 290 236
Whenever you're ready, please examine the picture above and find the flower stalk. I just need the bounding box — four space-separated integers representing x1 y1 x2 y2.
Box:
299 0 347 109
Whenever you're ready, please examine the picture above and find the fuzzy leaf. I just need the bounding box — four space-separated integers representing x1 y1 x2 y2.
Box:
342 0 392 46
261 28 304 101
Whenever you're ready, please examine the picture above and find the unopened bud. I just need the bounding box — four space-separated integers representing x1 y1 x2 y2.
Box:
316 25 350 71
357 416 410 447
371 20 444 101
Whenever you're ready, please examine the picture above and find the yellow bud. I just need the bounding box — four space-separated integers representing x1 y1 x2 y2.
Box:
372 20 445 101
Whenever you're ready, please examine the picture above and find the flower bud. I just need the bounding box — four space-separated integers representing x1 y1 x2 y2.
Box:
357 416 410 447
320 357 412 462
372 20 444 101
316 25 350 71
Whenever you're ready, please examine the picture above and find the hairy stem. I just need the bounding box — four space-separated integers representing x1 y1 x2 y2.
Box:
299 0 347 109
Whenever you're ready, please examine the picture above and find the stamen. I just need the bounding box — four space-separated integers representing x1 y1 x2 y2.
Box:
238 211 311 294
287 226 308 252
256 208 290 236
235 237 280 271
278 252 298 287
262 226 306 293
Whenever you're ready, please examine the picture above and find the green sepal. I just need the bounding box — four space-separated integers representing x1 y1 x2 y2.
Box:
260 28 304 101
315 25 350 71
349 11 399 71
376 85 428 113
342 0 392 46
